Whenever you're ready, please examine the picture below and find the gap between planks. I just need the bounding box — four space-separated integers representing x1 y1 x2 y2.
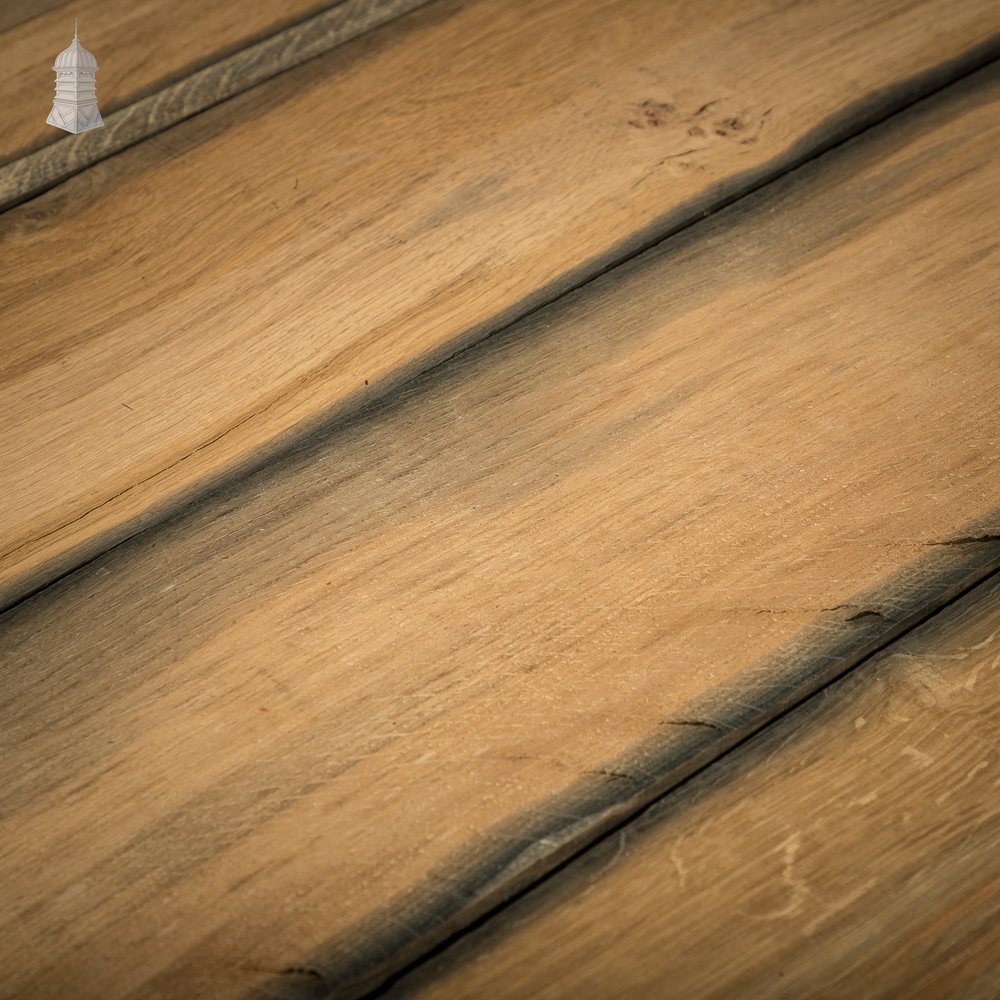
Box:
267 550 1000 1000
0 0 68 34
376 568 1000 1000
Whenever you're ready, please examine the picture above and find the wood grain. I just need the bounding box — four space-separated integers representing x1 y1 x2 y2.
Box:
2 63 999 1000
0 0 67 35
387 573 1000 1000
0 0 435 210
2 0 999 611
1 0 333 164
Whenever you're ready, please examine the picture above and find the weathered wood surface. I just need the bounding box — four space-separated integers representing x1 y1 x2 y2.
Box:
389 572 1000 1000
3 0 999 612
2 64 999 1000
0 0 435 210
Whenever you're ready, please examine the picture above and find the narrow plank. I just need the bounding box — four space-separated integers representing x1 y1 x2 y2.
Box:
387 574 1000 1000
2 65 1000 1000
0 0 329 165
2 0 999 611
0 0 434 210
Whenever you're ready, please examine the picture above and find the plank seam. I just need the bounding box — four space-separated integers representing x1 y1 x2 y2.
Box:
321 547 1000 1000
357 560 1000 1000
394 38 1000 391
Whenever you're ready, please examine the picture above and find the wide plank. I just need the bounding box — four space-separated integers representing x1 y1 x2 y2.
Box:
3 0 999 609
387 573 1000 1000
2 64 999 1000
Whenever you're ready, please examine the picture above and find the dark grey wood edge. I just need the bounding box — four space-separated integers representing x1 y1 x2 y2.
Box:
252 538 1000 1000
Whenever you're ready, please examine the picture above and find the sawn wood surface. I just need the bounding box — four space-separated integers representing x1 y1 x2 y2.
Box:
1 61 998 1000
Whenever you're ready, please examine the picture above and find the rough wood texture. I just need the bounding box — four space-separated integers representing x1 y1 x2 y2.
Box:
2 0 999 612
389 571 1000 1000
2 64 999 1000
0 0 435 210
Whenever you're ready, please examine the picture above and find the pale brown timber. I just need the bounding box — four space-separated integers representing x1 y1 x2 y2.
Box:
2 0 1000 609
1 62 1000 1000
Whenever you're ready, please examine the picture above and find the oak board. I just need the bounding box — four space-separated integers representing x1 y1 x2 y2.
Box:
1 62 999 999
2 0 1000 611
387 572 1000 1000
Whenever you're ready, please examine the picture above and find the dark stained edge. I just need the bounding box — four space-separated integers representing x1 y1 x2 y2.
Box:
0 0 437 211
373 561 1000 1000
0 37 998 617
254 537 1000 1000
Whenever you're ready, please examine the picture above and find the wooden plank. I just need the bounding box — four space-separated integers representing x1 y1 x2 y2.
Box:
2 0 999 611
0 0 435 210
2 64 1000 1000
387 574 1000 1000
1 0 328 164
